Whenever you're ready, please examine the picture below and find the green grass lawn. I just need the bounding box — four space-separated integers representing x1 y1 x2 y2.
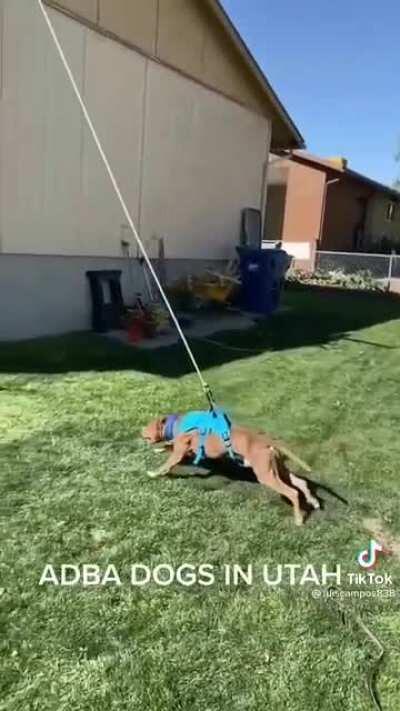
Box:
1 287 400 711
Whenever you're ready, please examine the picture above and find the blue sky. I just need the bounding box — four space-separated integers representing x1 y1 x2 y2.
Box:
222 0 400 186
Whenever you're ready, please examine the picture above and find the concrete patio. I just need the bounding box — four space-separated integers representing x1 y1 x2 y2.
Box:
104 310 258 349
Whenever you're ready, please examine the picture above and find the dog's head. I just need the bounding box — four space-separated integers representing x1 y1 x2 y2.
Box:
141 417 167 444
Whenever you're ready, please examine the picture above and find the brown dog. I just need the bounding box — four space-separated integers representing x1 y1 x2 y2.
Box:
141 415 320 525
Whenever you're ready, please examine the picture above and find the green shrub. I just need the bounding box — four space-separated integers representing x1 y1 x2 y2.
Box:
287 268 385 292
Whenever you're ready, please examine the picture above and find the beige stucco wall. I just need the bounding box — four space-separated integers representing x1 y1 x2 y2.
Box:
45 0 303 149
365 193 400 248
140 61 268 258
59 0 98 23
0 2 270 260
47 0 270 118
98 0 158 55
0 3 88 256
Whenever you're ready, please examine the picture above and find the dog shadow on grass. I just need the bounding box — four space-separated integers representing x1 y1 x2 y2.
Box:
171 457 348 520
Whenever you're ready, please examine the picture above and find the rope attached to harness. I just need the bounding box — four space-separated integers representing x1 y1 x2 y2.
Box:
37 0 313 474
37 0 216 413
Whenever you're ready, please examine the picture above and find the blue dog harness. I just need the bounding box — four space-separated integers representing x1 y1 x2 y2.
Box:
164 414 180 442
164 410 236 465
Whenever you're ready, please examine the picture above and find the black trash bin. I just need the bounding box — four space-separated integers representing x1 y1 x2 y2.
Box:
237 247 291 315
86 270 125 332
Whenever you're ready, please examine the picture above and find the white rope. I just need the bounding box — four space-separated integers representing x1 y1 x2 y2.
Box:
37 0 214 405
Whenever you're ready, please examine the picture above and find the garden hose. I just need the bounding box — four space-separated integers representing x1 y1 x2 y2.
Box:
325 587 384 711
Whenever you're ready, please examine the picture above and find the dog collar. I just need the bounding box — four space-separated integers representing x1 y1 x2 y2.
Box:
164 414 179 441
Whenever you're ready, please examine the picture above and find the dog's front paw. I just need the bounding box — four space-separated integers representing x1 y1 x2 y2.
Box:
147 469 162 479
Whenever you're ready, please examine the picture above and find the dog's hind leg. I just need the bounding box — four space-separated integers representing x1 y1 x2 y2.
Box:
253 449 305 526
289 472 320 510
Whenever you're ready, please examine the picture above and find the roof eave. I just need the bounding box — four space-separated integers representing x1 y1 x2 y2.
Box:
206 0 305 150
291 152 400 201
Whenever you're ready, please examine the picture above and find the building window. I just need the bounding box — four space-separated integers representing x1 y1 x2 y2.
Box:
386 201 396 222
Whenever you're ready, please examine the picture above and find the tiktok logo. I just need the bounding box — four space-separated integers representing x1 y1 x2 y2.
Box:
357 539 388 569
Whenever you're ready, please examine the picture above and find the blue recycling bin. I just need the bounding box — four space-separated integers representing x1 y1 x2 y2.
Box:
237 247 291 315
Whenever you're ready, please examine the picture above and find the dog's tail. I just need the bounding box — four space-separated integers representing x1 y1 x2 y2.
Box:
274 442 313 474
275 442 349 505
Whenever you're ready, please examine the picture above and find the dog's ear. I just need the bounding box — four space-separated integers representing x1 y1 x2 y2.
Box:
156 417 167 440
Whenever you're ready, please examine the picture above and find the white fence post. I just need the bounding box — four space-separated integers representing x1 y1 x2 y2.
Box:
387 250 395 292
